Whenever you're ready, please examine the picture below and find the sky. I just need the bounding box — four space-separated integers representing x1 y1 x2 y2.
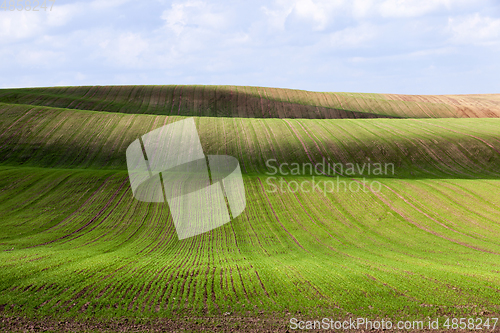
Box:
1 0 499 94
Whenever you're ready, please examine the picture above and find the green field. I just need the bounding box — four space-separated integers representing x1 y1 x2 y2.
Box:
1 86 500 331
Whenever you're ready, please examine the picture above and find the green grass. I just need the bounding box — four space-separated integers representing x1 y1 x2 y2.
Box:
0 168 499 321
2 103 500 178
1 85 499 119
1 86 500 326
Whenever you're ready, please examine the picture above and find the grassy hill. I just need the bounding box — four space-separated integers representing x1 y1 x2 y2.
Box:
2 85 500 119
1 86 500 331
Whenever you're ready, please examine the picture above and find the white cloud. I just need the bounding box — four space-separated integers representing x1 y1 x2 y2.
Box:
377 0 485 18
260 5 293 31
351 0 375 19
290 0 344 30
447 13 500 45
0 2 83 44
0 0 499 93
262 0 347 31
88 31 150 67
18 49 62 65
0 11 43 41
378 0 452 18
0 0 133 45
89 0 131 10
348 46 453 63
262 0 485 27
161 1 228 35
46 2 85 27
328 23 378 48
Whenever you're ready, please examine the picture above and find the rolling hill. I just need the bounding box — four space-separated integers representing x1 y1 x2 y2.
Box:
1 85 500 119
1 85 500 332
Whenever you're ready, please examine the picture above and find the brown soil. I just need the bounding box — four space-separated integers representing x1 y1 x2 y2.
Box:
2 313 496 332
0 314 287 332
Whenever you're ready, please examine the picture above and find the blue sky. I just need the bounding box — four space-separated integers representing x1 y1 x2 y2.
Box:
1 0 499 94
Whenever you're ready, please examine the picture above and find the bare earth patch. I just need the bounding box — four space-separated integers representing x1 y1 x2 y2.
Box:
2 313 498 332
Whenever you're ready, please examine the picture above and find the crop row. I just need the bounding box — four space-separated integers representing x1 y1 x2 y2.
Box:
1 105 500 178
0 168 499 319
1 86 499 118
